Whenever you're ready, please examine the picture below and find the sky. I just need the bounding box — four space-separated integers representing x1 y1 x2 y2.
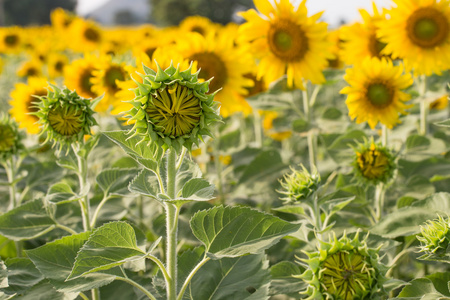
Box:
76 0 392 27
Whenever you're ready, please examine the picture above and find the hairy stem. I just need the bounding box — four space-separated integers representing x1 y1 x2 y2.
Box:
72 144 91 232
418 75 428 135
375 183 385 222
165 149 179 300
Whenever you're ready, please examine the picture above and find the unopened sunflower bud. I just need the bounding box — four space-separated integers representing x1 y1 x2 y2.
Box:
417 215 450 260
278 165 320 203
0 115 24 161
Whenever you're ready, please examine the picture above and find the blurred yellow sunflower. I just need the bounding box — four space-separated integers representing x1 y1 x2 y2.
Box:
378 0 450 76
430 94 449 110
261 111 292 141
179 15 219 37
64 54 101 100
341 57 414 129
50 8 78 31
91 58 132 113
9 77 49 134
17 59 43 78
175 31 253 117
47 53 68 78
340 3 389 65
238 0 332 89
327 28 345 69
70 19 103 52
0 27 22 53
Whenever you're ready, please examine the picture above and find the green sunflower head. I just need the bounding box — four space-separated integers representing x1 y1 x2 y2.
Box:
0 114 24 161
34 85 98 152
297 232 388 300
126 61 221 153
417 215 450 261
352 139 396 186
278 165 320 203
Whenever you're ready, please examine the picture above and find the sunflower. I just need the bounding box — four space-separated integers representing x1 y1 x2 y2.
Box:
340 3 390 65
91 57 132 113
64 54 102 100
378 0 450 76
9 77 49 134
70 19 103 52
261 110 292 141
430 94 449 110
174 31 253 117
0 27 22 53
50 8 78 32
179 15 219 37
47 53 68 78
340 57 413 129
17 59 43 78
238 0 332 89
327 28 345 69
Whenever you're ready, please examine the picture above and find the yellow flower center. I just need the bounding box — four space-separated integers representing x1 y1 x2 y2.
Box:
4 34 18 46
190 52 227 92
0 125 15 152
26 67 39 77
366 83 392 107
320 251 373 300
244 73 265 97
357 146 390 180
146 83 201 137
144 47 156 59
407 7 449 48
104 66 125 92
48 105 83 136
84 27 100 42
268 19 308 62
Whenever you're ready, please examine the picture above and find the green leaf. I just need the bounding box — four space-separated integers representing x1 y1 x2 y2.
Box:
271 205 305 216
292 118 309 133
269 261 306 297
68 222 146 280
128 169 160 199
102 131 161 171
190 206 300 259
96 168 140 196
175 157 202 196
371 207 437 238
186 253 270 300
1 258 43 295
26 232 119 293
396 278 444 299
177 247 204 294
405 135 447 161
46 182 82 204
0 199 56 241
406 134 431 150
180 178 215 201
321 107 342 120
218 130 241 152
435 119 450 128
239 150 286 185
12 281 78 300
426 272 450 297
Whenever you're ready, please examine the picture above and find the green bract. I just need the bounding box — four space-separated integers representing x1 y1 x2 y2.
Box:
0 115 24 161
278 165 320 202
297 232 388 300
417 215 450 261
352 140 396 186
126 62 221 152
34 85 98 152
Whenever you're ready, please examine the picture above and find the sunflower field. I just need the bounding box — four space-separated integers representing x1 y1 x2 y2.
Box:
0 0 450 299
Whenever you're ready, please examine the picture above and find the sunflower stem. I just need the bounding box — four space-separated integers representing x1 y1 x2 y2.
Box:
302 84 318 170
115 276 157 300
381 124 388 147
177 256 211 300
313 195 322 240
418 75 428 135
253 110 262 148
375 183 385 222
165 148 179 300
72 143 91 232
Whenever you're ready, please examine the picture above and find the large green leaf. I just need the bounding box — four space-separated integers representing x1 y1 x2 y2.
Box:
396 278 445 299
1 258 43 295
190 206 300 259
96 168 140 196
68 222 146 280
426 272 450 297
269 261 306 297
186 253 270 300
102 131 161 170
176 178 214 202
239 150 286 184
0 199 56 241
128 169 160 199
12 281 78 300
46 182 83 204
371 207 437 238
26 232 119 293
